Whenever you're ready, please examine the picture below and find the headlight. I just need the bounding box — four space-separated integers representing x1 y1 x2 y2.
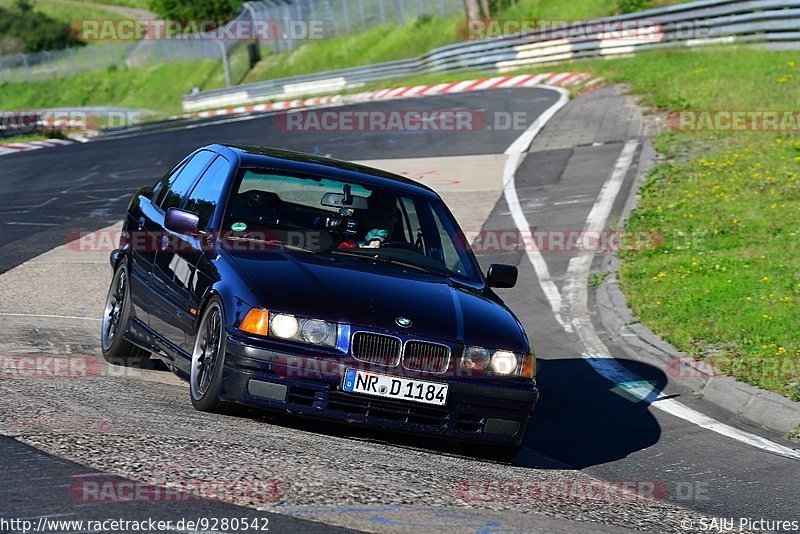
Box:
270 313 336 348
300 319 336 346
491 350 517 375
271 314 299 339
239 310 338 349
462 346 535 378
462 346 491 370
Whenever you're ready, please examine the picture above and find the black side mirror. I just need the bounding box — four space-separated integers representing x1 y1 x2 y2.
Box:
486 264 518 288
165 208 200 236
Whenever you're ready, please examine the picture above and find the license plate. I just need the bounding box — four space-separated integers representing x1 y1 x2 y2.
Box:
342 369 448 406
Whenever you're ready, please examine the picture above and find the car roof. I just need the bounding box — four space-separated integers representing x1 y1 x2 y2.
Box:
207 144 440 199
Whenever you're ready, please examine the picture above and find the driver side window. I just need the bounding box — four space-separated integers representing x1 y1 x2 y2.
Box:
157 150 215 212
184 156 232 230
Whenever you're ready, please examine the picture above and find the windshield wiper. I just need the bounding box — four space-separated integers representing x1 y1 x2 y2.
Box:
226 235 317 253
330 249 447 275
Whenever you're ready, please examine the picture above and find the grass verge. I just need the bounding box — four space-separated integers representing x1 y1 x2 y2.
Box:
578 47 799 399
0 60 232 113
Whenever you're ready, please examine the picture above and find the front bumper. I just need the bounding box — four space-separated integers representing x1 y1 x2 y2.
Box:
221 334 539 446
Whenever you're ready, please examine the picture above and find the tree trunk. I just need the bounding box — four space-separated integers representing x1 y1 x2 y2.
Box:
463 0 480 20
479 0 491 18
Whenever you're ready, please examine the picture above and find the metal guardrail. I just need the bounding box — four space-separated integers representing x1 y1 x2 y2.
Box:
182 0 800 112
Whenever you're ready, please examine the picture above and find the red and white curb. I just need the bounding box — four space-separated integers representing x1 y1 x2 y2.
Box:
0 138 74 157
169 72 602 121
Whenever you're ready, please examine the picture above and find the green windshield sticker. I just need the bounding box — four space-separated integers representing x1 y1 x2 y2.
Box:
231 222 247 232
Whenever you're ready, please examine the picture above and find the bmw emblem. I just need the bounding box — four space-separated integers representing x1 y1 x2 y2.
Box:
395 317 412 328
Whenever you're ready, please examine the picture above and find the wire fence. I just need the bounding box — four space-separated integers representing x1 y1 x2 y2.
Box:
0 0 465 85
246 0 465 53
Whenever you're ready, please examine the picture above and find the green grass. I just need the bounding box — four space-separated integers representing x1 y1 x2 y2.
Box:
244 16 464 84
0 132 63 142
0 0 126 23
0 60 229 113
71 0 151 9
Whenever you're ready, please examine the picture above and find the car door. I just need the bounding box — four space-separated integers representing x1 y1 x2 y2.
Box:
127 158 189 324
146 150 215 356
150 155 232 365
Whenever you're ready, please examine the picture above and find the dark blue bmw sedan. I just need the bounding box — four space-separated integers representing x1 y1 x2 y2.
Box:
103 144 538 452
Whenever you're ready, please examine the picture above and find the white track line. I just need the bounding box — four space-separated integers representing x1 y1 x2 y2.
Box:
506 87 800 461
503 86 571 332
0 312 101 322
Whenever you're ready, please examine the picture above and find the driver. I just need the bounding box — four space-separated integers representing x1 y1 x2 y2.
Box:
338 191 398 249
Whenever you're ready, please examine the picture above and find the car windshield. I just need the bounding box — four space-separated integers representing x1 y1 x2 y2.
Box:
222 167 481 281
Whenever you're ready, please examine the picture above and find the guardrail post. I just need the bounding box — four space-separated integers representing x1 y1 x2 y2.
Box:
22 53 30 83
243 2 259 44
283 5 293 51
343 0 351 32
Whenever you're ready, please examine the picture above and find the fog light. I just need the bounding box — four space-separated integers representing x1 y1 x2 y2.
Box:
491 350 517 375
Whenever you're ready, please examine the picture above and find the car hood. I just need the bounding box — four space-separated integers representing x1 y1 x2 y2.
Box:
225 249 527 351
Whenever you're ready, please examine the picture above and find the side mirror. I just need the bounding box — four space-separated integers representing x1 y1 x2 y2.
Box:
486 264 518 288
165 208 200 236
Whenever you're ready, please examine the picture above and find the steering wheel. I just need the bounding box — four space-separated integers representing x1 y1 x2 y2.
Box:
380 241 420 252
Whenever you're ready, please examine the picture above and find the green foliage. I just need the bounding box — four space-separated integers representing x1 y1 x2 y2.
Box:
147 0 243 22
617 0 650 14
0 0 84 53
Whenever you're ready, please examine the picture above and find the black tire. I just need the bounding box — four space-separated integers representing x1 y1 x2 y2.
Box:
101 258 151 367
189 296 228 412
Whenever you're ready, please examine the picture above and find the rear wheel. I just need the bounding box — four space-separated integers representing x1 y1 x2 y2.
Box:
190 298 228 412
101 259 150 366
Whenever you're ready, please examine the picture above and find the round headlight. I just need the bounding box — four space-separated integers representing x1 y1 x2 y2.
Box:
462 346 491 370
490 350 518 375
300 319 335 345
271 314 299 339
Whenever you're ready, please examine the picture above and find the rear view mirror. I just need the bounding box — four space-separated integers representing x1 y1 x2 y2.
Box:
165 208 200 236
321 192 368 210
486 264 518 288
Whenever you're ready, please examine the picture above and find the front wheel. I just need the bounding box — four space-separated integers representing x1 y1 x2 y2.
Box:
101 259 150 367
190 297 228 412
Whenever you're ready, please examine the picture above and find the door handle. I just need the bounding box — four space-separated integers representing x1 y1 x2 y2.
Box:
137 216 146 230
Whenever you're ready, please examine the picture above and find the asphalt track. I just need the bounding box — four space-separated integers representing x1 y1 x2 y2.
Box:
1 87 799 533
